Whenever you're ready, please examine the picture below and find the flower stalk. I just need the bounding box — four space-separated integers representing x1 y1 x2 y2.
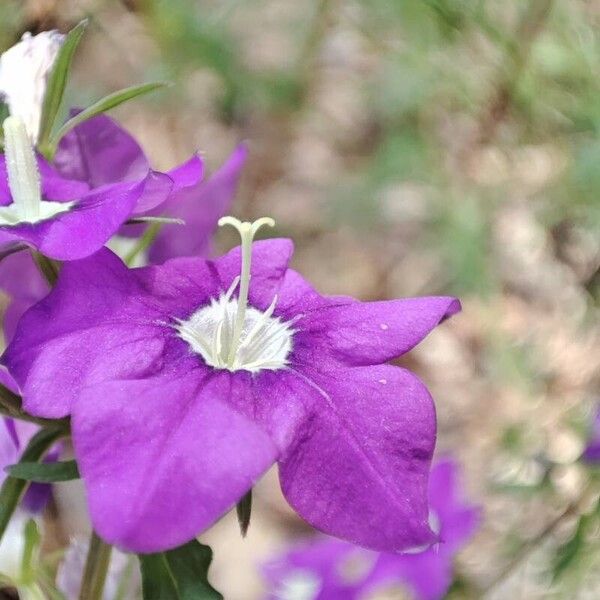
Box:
79 531 112 600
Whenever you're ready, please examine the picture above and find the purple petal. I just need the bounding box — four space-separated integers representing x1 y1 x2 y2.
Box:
54 111 204 217
0 366 19 393
279 364 436 552
2 249 171 418
0 179 146 260
215 238 294 311
363 459 480 600
264 538 364 600
0 419 19 488
129 156 204 218
130 170 175 215
0 251 49 344
427 458 480 549
227 369 316 451
149 145 247 262
37 156 90 201
0 155 89 205
296 296 461 367
54 112 150 187
583 409 600 463
366 550 452 600
72 369 277 552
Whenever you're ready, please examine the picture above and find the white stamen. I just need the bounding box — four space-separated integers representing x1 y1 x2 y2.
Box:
0 116 75 226
176 216 294 373
3 116 41 221
176 296 294 373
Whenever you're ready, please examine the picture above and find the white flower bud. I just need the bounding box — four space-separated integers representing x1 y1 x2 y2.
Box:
0 30 65 143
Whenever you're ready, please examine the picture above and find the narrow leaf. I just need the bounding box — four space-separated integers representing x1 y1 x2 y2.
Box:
139 540 222 600
51 82 168 147
125 216 185 226
236 489 252 537
21 519 41 582
38 20 88 148
0 427 66 540
6 460 79 483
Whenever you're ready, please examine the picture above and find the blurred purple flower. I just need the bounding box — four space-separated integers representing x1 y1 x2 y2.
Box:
3 233 459 553
583 409 600 463
149 144 247 263
264 458 480 600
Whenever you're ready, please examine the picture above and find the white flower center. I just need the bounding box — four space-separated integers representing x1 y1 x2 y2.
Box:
176 216 295 372
176 278 294 372
1 116 74 226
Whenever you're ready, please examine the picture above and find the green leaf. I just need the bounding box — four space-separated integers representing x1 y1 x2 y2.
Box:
139 540 222 600
37 20 88 149
0 427 66 541
6 460 79 483
236 489 252 537
50 81 168 149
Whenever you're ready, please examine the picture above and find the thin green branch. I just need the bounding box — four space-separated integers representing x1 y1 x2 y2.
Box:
79 531 112 600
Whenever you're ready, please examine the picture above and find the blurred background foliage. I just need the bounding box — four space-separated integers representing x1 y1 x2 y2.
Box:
1 0 599 598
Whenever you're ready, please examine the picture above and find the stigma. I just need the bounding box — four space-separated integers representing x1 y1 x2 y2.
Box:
175 216 295 373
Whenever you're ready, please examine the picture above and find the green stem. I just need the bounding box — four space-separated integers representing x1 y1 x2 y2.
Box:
0 383 69 428
0 427 66 543
32 251 60 286
124 222 161 266
79 531 112 600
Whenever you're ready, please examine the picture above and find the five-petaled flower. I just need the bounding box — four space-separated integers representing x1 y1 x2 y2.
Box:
263 458 480 600
2 216 460 553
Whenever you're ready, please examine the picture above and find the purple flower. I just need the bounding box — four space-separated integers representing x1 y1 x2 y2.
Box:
54 112 201 217
3 216 459 553
148 144 247 263
53 112 246 260
0 116 151 260
264 458 480 600
582 409 600 463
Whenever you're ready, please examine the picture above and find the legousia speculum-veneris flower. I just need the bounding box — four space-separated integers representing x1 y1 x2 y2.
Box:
3 214 460 553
